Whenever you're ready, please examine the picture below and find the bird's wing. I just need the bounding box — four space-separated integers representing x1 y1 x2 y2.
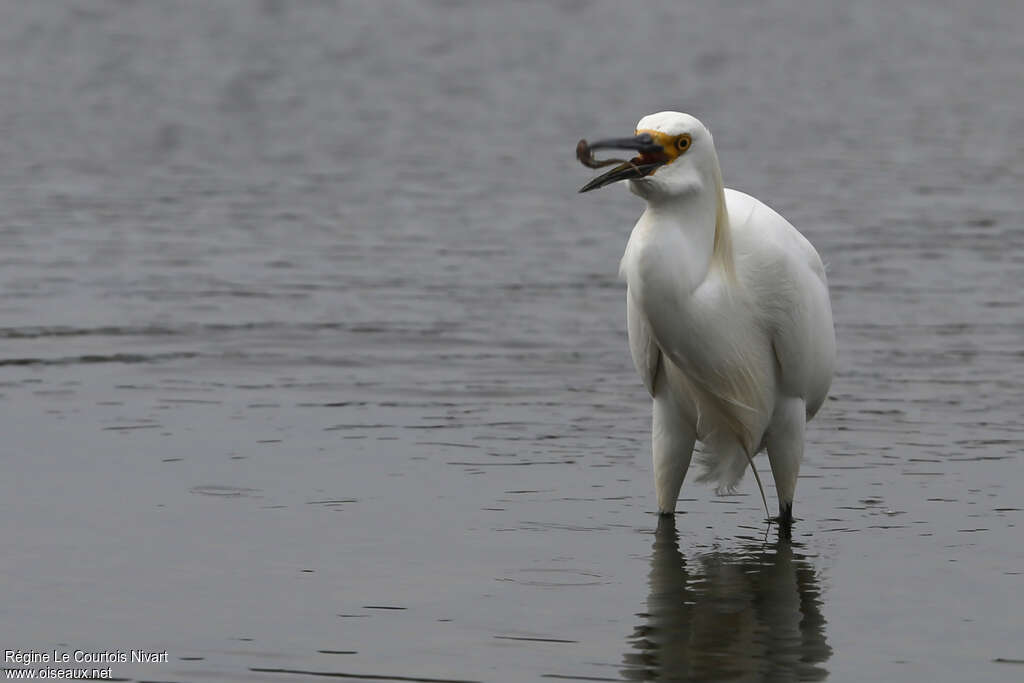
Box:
626 287 661 397
727 190 835 417
773 225 834 417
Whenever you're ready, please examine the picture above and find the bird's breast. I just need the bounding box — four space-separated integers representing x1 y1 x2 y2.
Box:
626 256 775 448
621 223 708 305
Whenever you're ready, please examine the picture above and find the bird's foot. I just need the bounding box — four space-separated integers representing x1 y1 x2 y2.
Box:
769 502 794 528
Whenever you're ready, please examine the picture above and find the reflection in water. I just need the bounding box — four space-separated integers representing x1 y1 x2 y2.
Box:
622 518 831 682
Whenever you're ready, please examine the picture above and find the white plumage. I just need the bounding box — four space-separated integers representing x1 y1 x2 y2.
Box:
579 111 835 524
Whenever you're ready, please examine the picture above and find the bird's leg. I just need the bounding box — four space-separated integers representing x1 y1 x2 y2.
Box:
779 501 794 524
766 397 806 528
652 381 696 516
775 501 794 528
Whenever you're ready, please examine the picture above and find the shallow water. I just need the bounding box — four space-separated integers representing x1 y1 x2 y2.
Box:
1 1 1022 681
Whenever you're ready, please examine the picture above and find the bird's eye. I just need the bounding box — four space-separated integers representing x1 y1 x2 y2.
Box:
676 135 691 151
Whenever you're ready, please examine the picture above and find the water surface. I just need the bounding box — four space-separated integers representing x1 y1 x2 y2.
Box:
1 1 1021 681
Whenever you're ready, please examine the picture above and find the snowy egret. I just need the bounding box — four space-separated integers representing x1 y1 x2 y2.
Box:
578 112 835 526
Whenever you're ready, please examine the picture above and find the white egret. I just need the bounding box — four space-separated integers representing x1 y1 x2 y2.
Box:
578 112 835 526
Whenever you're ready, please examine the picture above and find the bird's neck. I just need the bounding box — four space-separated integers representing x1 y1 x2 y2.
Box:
632 182 733 295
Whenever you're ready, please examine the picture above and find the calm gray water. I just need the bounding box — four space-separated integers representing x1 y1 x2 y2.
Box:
1 1 1022 681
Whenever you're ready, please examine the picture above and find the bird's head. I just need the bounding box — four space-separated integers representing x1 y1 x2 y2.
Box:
578 111 716 200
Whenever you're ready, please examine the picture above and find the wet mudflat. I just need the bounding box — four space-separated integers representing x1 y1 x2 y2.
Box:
0 2 1021 682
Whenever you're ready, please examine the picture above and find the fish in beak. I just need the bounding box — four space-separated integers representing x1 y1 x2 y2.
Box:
576 133 669 193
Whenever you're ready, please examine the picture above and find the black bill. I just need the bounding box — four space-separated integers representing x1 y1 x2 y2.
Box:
577 133 666 193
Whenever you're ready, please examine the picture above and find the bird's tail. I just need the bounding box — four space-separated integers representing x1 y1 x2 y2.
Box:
689 383 757 494
694 439 750 494
695 436 769 517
